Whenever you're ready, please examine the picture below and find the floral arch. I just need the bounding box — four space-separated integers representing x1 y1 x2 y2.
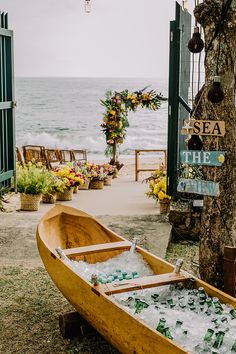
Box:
100 88 166 166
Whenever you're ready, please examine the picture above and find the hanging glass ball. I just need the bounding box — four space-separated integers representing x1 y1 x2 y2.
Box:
207 76 224 103
188 27 204 53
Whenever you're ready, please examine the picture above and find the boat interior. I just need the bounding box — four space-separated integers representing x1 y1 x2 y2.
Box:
39 207 192 296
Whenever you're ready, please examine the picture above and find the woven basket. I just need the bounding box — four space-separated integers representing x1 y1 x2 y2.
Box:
78 179 90 190
90 179 104 190
73 186 78 194
159 199 170 214
20 193 42 211
56 188 73 201
104 175 112 186
42 193 56 204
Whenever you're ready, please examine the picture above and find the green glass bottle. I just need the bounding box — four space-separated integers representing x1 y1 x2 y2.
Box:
221 316 228 323
167 298 175 308
135 300 149 314
187 278 196 290
206 298 212 308
214 308 222 315
230 309 236 319
151 294 159 302
156 318 166 334
203 328 214 343
212 297 223 311
231 340 236 352
175 320 183 328
163 327 173 340
212 331 225 349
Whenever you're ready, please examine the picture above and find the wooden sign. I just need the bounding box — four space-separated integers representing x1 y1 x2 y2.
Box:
177 178 220 197
181 120 225 136
180 150 225 166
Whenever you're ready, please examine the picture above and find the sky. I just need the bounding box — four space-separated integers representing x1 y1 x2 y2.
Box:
0 0 194 78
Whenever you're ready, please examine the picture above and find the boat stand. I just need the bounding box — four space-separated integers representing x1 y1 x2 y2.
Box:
59 311 97 339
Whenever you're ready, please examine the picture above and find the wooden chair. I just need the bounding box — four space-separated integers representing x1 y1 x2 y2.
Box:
44 149 62 170
16 147 23 164
71 150 87 163
22 145 46 164
60 150 73 164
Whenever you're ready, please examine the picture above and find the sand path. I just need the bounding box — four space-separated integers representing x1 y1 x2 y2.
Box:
0 161 171 267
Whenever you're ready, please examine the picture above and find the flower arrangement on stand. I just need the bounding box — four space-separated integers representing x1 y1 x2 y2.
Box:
101 88 165 165
146 168 171 214
17 163 50 211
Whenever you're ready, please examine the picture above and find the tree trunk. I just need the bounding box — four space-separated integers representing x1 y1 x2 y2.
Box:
194 0 236 288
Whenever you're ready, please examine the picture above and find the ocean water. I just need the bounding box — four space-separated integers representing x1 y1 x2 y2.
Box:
15 77 168 158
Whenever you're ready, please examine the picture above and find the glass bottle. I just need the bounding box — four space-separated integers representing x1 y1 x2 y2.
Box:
163 327 173 340
135 300 149 314
167 298 175 308
230 309 236 319
156 318 166 334
212 331 225 349
203 328 214 343
231 340 236 352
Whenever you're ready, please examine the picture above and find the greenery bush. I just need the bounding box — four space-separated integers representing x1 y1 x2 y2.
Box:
17 165 50 195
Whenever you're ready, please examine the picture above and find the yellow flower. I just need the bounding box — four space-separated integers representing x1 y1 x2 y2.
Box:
110 110 116 116
218 154 225 163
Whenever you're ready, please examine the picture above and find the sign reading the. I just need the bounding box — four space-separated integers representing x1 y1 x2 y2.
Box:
180 150 225 166
177 178 220 197
181 120 225 136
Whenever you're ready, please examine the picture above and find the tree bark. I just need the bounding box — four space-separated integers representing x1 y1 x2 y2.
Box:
194 0 236 288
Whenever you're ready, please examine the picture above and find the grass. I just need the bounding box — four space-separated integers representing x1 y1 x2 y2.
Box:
166 241 199 277
0 266 117 354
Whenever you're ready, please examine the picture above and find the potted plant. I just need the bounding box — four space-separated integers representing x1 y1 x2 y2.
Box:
53 166 83 201
103 163 117 185
17 164 49 211
73 162 92 190
146 169 171 214
89 164 107 189
42 174 65 203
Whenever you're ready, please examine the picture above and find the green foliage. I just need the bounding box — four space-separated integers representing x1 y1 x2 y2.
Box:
17 165 50 195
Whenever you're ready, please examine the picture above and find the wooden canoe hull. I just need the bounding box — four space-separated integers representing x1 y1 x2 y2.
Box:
36 205 236 354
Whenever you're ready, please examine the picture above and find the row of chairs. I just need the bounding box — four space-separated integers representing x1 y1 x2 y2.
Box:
16 145 87 170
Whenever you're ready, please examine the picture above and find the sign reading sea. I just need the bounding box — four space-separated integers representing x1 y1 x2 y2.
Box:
181 120 225 136
177 178 220 197
180 150 225 166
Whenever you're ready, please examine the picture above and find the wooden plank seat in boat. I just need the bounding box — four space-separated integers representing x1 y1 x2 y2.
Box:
97 272 191 295
63 240 132 257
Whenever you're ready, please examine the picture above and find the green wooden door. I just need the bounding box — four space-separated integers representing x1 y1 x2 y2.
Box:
167 2 191 196
0 11 16 190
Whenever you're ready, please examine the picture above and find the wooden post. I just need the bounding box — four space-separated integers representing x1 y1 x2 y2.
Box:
135 150 139 181
223 246 236 297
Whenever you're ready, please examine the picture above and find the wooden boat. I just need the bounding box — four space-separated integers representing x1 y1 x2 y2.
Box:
36 205 236 354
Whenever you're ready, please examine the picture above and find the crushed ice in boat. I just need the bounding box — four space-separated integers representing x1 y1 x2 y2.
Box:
113 285 236 354
69 251 154 284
